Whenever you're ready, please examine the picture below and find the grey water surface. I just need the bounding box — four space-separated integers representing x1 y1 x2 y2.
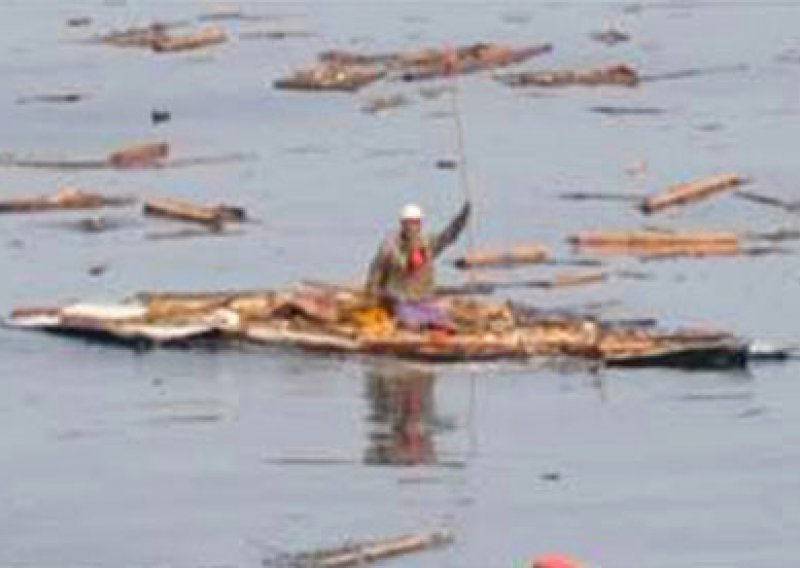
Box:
1 2 799 567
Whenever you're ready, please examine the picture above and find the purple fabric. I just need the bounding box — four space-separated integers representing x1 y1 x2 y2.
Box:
395 300 452 330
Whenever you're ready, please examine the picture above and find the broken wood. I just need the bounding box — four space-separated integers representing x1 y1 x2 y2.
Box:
287 529 454 568
1 151 254 172
275 64 386 92
397 43 553 81
108 141 170 169
640 63 749 83
143 196 245 229
590 27 630 46
454 243 549 269
640 172 745 214
95 22 185 48
734 190 800 213
151 25 227 53
569 230 741 257
239 29 315 40
497 63 639 87
560 191 641 202
640 245 788 261
16 93 89 105
361 93 409 114
0 187 134 214
589 106 664 116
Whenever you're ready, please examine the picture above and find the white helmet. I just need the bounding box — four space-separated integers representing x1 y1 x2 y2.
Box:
400 203 423 221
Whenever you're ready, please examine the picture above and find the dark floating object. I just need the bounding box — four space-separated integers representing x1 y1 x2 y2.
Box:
151 109 171 124
17 93 89 105
734 190 800 213
590 28 630 46
435 158 458 170
88 264 108 277
361 93 410 114
67 16 93 28
589 106 664 116
604 341 749 370
640 63 749 83
71 216 131 233
560 191 641 202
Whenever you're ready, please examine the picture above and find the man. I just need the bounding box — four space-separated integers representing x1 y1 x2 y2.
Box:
365 201 471 330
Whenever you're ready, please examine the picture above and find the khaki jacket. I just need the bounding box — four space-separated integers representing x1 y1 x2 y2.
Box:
366 202 471 301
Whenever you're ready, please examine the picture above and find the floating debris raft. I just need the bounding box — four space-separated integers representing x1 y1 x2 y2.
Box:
4 284 765 369
278 42 551 91
95 22 227 52
0 187 134 214
497 63 639 87
275 64 386 92
454 243 549 269
151 25 227 53
95 22 185 48
396 43 553 81
640 172 745 214
143 196 246 230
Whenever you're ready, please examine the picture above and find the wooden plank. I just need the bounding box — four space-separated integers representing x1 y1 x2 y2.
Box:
454 243 549 269
497 63 639 87
0 187 134 213
143 196 246 229
108 142 170 169
640 173 744 214
151 25 227 52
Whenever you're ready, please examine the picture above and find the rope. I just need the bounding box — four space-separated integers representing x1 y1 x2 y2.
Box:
446 48 478 281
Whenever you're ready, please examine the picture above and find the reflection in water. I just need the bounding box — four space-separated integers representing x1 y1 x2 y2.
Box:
364 363 450 466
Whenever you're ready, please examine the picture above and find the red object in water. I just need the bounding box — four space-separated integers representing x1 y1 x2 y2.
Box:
531 554 585 568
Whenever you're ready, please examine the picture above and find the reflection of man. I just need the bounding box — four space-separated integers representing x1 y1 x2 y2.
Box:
364 365 437 467
365 201 471 330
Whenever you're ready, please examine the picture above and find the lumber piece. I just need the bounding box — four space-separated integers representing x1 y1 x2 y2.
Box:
143 196 246 229
108 141 170 168
734 190 800 212
151 25 227 52
569 230 739 249
454 243 549 269
0 187 134 213
640 172 744 213
284 529 454 568
497 63 638 87
274 64 385 92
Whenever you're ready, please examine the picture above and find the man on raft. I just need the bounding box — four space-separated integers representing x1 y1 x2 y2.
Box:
365 201 471 330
